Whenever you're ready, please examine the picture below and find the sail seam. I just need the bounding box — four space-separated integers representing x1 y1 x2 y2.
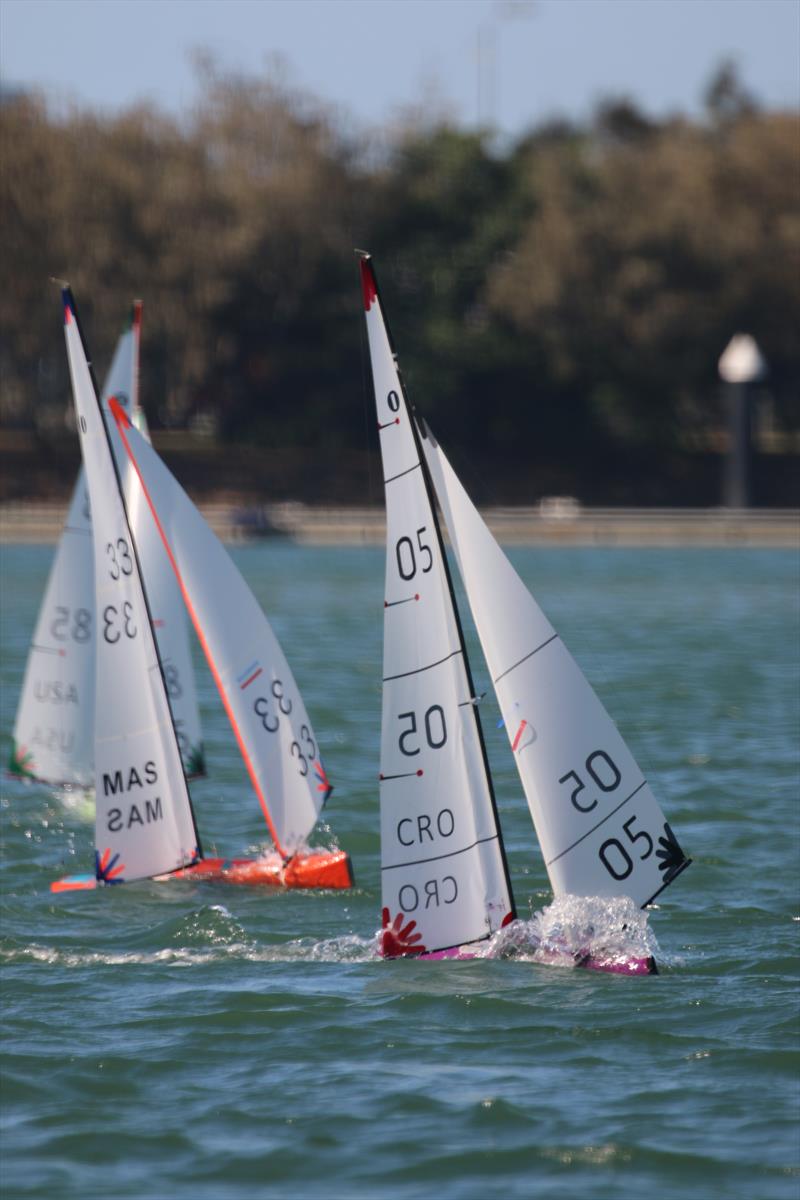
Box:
383 648 462 683
545 780 648 866
384 462 421 485
494 634 558 684
382 833 500 872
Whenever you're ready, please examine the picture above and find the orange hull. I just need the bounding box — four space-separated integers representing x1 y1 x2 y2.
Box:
170 849 354 889
51 849 354 893
51 874 98 893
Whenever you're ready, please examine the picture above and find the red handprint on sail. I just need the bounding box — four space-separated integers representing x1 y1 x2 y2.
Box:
380 907 427 957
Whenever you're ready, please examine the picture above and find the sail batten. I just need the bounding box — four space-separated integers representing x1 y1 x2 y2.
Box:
383 649 463 683
382 833 504 873
384 463 422 485
545 780 649 866
493 635 560 684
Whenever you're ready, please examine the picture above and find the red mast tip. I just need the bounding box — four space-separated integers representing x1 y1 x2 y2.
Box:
360 258 377 311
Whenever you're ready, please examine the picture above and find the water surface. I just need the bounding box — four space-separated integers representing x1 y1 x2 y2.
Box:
2 545 798 1199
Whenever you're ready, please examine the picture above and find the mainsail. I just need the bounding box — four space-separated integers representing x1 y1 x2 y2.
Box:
10 303 204 786
62 289 200 882
105 400 333 858
361 255 515 954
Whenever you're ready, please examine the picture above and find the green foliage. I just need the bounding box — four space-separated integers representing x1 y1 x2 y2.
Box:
0 61 797 503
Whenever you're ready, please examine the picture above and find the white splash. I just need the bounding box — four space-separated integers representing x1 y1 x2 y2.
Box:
479 893 659 968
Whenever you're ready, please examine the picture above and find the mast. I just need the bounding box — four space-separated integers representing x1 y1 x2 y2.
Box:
360 252 517 925
62 287 203 864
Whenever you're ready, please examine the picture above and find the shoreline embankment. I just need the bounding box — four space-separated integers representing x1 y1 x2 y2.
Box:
1 502 797 547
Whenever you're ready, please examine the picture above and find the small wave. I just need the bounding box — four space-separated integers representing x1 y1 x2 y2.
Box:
172 902 251 948
0 897 662 972
0 924 379 969
6 777 96 817
0 938 254 969
275 931 379 960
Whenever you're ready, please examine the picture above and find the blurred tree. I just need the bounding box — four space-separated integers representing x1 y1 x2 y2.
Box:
705 58 758 126
486 101 799 469
363 124 534 471
595 97 656 144
0 60 797 504
186 56 367 447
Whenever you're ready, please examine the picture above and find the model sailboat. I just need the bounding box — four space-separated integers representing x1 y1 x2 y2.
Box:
360 253 689 972
11 302 204 788
52 289 351 892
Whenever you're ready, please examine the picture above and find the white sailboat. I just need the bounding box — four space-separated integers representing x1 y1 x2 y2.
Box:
52 289 351 893
360 253 690 972
10 303 204 787
54 288 201 886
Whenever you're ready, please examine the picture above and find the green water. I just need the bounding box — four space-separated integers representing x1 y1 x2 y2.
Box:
1 545 798 1200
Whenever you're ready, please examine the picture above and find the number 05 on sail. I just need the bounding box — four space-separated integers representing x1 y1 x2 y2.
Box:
360 253 690 973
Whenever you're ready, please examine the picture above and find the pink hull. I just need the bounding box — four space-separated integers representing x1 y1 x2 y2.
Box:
420 946 477 961
579 953 657 976
418 946 657 974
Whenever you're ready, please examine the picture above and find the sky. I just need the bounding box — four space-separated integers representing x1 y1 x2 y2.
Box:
1 0 798 138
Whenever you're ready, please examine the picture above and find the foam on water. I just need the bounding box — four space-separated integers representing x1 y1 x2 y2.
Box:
479 894 660 968
56 787 95 824
0 896 661 971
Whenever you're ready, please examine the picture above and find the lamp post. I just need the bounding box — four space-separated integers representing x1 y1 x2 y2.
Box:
476 1 537 132
718 333 766 509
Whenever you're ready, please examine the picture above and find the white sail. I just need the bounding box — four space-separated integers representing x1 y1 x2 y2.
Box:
104 400 331 858
10 305 204 785
63 290 200 882
123 477 206 778
361 257 514 953
422 428 690 908
9 308 139 786
102 303 138 420
107 304 205 777
9 475 94 786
